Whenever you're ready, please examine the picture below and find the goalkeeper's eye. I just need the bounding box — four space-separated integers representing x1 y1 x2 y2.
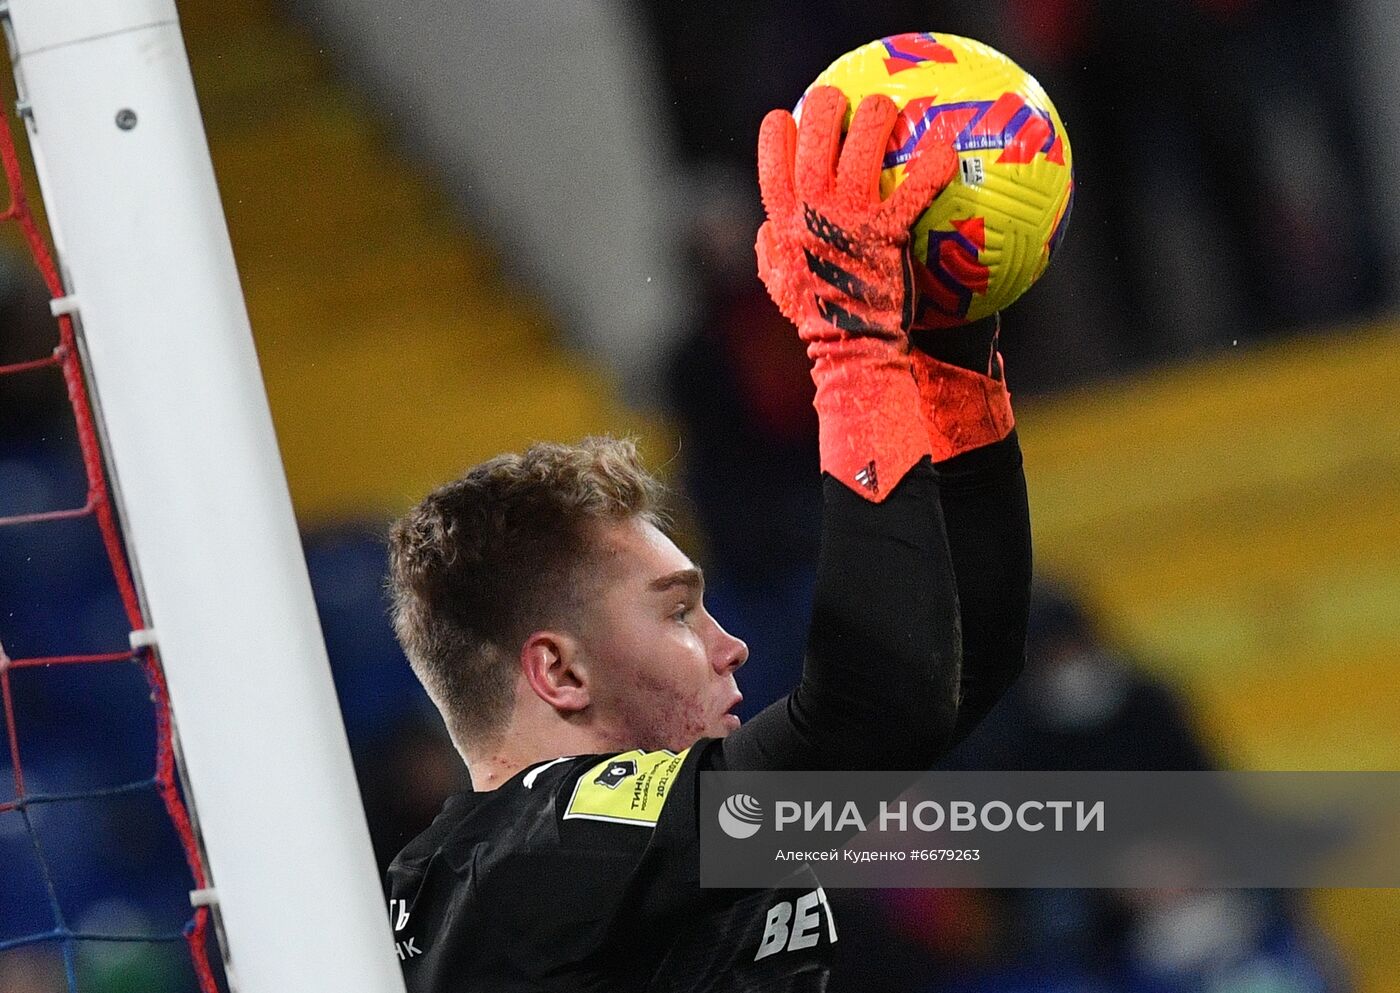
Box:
671 603 692 624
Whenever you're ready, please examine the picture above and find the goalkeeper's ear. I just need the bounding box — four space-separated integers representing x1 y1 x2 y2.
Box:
520 630 590 714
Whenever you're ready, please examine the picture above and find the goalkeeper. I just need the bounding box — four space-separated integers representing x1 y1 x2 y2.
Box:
385 86 1032 992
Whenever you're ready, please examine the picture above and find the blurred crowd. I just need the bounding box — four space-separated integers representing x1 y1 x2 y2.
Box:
2 0 1394 989
648 0 1394 396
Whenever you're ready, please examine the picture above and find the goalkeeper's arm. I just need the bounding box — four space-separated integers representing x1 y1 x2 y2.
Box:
720 87 1030 772
720 433 1030 772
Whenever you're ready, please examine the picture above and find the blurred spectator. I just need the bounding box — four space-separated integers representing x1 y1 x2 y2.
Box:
828 581 1348 993
664 167 822 717
665 167 819 585
1003 0 1391 372
945 581 1214 772
358 710 469 877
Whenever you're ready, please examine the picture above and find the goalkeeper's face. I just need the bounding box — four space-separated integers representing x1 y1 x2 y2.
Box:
577 516 749 752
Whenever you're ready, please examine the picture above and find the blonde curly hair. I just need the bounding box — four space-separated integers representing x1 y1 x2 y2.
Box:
387 437 665 744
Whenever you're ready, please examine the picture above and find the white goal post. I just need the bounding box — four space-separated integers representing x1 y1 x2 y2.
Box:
2 1 407 991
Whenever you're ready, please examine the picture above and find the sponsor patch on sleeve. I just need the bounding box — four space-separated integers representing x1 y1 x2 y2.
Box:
563 748 690 827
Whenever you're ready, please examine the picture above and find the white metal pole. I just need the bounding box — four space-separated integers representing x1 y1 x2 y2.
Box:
3 2 406 991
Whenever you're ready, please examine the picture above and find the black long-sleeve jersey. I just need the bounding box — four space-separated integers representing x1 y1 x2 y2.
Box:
387 434 1031 992
388 743 832 992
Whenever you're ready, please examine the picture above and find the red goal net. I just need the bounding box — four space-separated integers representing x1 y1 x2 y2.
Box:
0 114 223 992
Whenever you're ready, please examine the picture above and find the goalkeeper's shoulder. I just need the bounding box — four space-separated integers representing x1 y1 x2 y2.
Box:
389 742 714 883
383 747 709 978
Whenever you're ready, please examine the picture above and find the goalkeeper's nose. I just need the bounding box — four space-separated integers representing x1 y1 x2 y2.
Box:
712 621 749 676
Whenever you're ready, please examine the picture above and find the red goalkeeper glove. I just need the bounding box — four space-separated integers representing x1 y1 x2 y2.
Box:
910 316 1016 462
756 86 958 500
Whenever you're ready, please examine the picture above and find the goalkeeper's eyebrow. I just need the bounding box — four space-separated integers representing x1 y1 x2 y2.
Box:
651 567 704 596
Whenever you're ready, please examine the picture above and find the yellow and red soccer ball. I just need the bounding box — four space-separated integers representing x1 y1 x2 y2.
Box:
805 33 1074 327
